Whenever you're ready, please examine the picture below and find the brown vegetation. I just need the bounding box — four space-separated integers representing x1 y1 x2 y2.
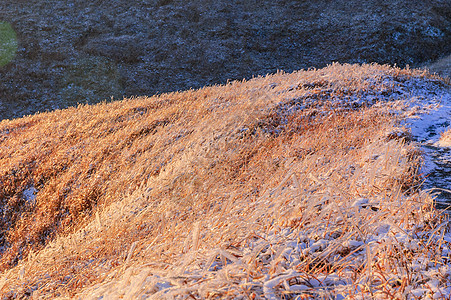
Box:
0 64 449 298
438 128 451 147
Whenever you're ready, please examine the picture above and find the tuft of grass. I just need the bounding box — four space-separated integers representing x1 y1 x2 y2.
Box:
438 128 451 147
0 63 449 298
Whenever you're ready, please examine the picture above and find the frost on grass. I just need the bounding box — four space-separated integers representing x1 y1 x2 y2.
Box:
438 129 451 148
81 142 449 300
0 64 450 299
400 75 451 204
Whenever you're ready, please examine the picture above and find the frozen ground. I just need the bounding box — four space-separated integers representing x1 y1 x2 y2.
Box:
404 77 451 206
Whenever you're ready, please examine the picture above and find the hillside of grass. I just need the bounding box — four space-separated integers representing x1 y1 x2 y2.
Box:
0 63 450 298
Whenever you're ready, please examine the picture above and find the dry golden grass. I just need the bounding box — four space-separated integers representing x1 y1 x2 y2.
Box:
438 129 451 148
0 63 449 299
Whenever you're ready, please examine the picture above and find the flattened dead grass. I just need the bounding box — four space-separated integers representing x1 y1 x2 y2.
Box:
0 63 449 298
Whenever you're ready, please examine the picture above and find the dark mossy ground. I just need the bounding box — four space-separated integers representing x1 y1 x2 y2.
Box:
0 0 450 120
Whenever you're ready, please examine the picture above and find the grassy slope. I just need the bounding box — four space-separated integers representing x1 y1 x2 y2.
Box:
0 64 449 298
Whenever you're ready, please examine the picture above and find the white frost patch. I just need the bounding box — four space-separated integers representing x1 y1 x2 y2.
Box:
408 101 451 144
23 186 37 205
401 78 451 202
351 198 369 208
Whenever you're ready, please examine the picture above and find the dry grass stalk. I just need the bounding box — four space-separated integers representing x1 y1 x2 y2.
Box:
438 129 451 148
0 63 448 299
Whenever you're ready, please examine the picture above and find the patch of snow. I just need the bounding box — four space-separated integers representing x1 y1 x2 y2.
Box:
23 186 37 205
400 78 451 204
